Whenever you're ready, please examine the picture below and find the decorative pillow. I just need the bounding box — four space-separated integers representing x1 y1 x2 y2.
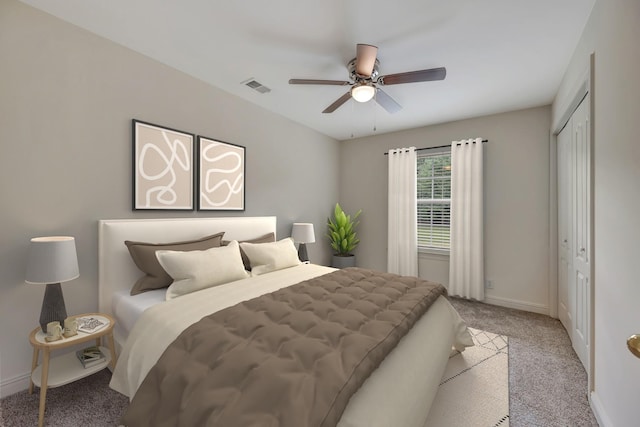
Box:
157 240 249 300
125 232 225 295
239 237 301 276
222 232 276 270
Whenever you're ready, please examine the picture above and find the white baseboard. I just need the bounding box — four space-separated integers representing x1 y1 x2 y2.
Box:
483 295 549 315
0 372 30 398
590 391 611 427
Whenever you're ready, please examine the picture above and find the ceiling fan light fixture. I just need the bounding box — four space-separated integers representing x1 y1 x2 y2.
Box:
351 83 376 103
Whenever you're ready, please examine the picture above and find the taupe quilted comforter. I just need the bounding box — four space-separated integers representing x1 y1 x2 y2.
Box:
121 267 447 427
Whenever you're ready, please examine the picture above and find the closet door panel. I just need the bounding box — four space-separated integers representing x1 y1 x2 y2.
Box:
571 95 591 371
556 92 591 373
557 125 573 334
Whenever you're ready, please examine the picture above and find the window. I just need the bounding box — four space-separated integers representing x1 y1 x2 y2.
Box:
417 151 451 251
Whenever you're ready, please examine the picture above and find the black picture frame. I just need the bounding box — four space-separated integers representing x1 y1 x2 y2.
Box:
132 119 195 211
196 135 246 211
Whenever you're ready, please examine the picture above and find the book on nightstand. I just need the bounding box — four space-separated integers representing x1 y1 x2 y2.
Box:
76 316 107 334
76 345 106 368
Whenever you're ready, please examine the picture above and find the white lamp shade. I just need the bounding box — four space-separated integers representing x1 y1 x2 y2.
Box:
351 84 376 103
291 223 316 244
25 236 79 284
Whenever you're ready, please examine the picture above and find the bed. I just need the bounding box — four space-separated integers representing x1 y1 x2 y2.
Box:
98 217 472 427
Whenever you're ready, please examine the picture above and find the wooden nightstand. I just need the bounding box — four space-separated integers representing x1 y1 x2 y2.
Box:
28 313 117 427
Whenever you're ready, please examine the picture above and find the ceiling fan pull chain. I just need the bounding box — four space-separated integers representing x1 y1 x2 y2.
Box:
373 90 377 132
351 98 355 138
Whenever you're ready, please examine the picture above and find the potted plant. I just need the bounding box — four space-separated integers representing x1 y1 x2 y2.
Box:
327 203 362 268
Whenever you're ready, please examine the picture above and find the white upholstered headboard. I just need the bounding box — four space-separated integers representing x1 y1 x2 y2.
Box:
98 217 277 316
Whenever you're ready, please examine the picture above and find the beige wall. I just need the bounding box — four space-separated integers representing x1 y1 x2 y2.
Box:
553 1 640 425
339 106 552 313
0 0 339 396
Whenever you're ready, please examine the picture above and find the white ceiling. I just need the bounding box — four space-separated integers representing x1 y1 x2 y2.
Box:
21 0 595 141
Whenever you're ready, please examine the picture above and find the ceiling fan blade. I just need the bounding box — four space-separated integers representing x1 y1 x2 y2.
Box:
289 79 351 86
378 67 446 85
322 92 352 114
375 88 402 114
355 44 378 77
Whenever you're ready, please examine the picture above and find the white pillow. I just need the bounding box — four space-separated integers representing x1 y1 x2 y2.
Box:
239 237 301 276
156 240 249 300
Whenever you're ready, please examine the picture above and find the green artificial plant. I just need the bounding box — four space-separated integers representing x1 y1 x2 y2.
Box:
327 203 362 256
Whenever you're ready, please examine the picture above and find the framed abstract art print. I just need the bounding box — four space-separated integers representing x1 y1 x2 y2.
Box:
132 119 195 210
197 136 245 211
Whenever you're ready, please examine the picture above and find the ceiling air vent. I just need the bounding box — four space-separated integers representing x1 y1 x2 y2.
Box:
242 78 271 94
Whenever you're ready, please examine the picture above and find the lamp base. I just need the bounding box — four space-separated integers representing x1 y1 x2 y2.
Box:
39 283 68 333
298 243 309 263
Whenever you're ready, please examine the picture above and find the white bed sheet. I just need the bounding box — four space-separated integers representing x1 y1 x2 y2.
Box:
110 264 472 427
112 288 166 337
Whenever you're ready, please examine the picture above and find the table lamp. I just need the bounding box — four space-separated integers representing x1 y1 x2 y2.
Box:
25 236 79 332
291 223 315 263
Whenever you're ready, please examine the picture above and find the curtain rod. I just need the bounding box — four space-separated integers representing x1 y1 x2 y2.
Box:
384 139 488 155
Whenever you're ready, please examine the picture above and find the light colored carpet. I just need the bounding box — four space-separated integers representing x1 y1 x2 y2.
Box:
0 370 127 426
424 328 509 427
449 297 598 426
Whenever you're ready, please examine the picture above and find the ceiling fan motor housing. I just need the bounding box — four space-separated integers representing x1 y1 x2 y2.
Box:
348 58 379 82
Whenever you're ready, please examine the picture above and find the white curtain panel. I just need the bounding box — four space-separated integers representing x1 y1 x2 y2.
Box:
387 147 418 276
449 138 484 300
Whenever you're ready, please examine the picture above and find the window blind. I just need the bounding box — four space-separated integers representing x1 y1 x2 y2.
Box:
417 152 451 250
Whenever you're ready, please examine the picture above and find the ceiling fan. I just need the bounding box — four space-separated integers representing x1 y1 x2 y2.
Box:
289 44 446 114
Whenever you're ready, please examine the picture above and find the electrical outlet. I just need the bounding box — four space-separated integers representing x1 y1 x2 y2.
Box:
485 280 494 289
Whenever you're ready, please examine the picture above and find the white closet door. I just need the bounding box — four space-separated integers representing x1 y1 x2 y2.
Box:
556 93 591 373
557 124 573 334
571 95 591 370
